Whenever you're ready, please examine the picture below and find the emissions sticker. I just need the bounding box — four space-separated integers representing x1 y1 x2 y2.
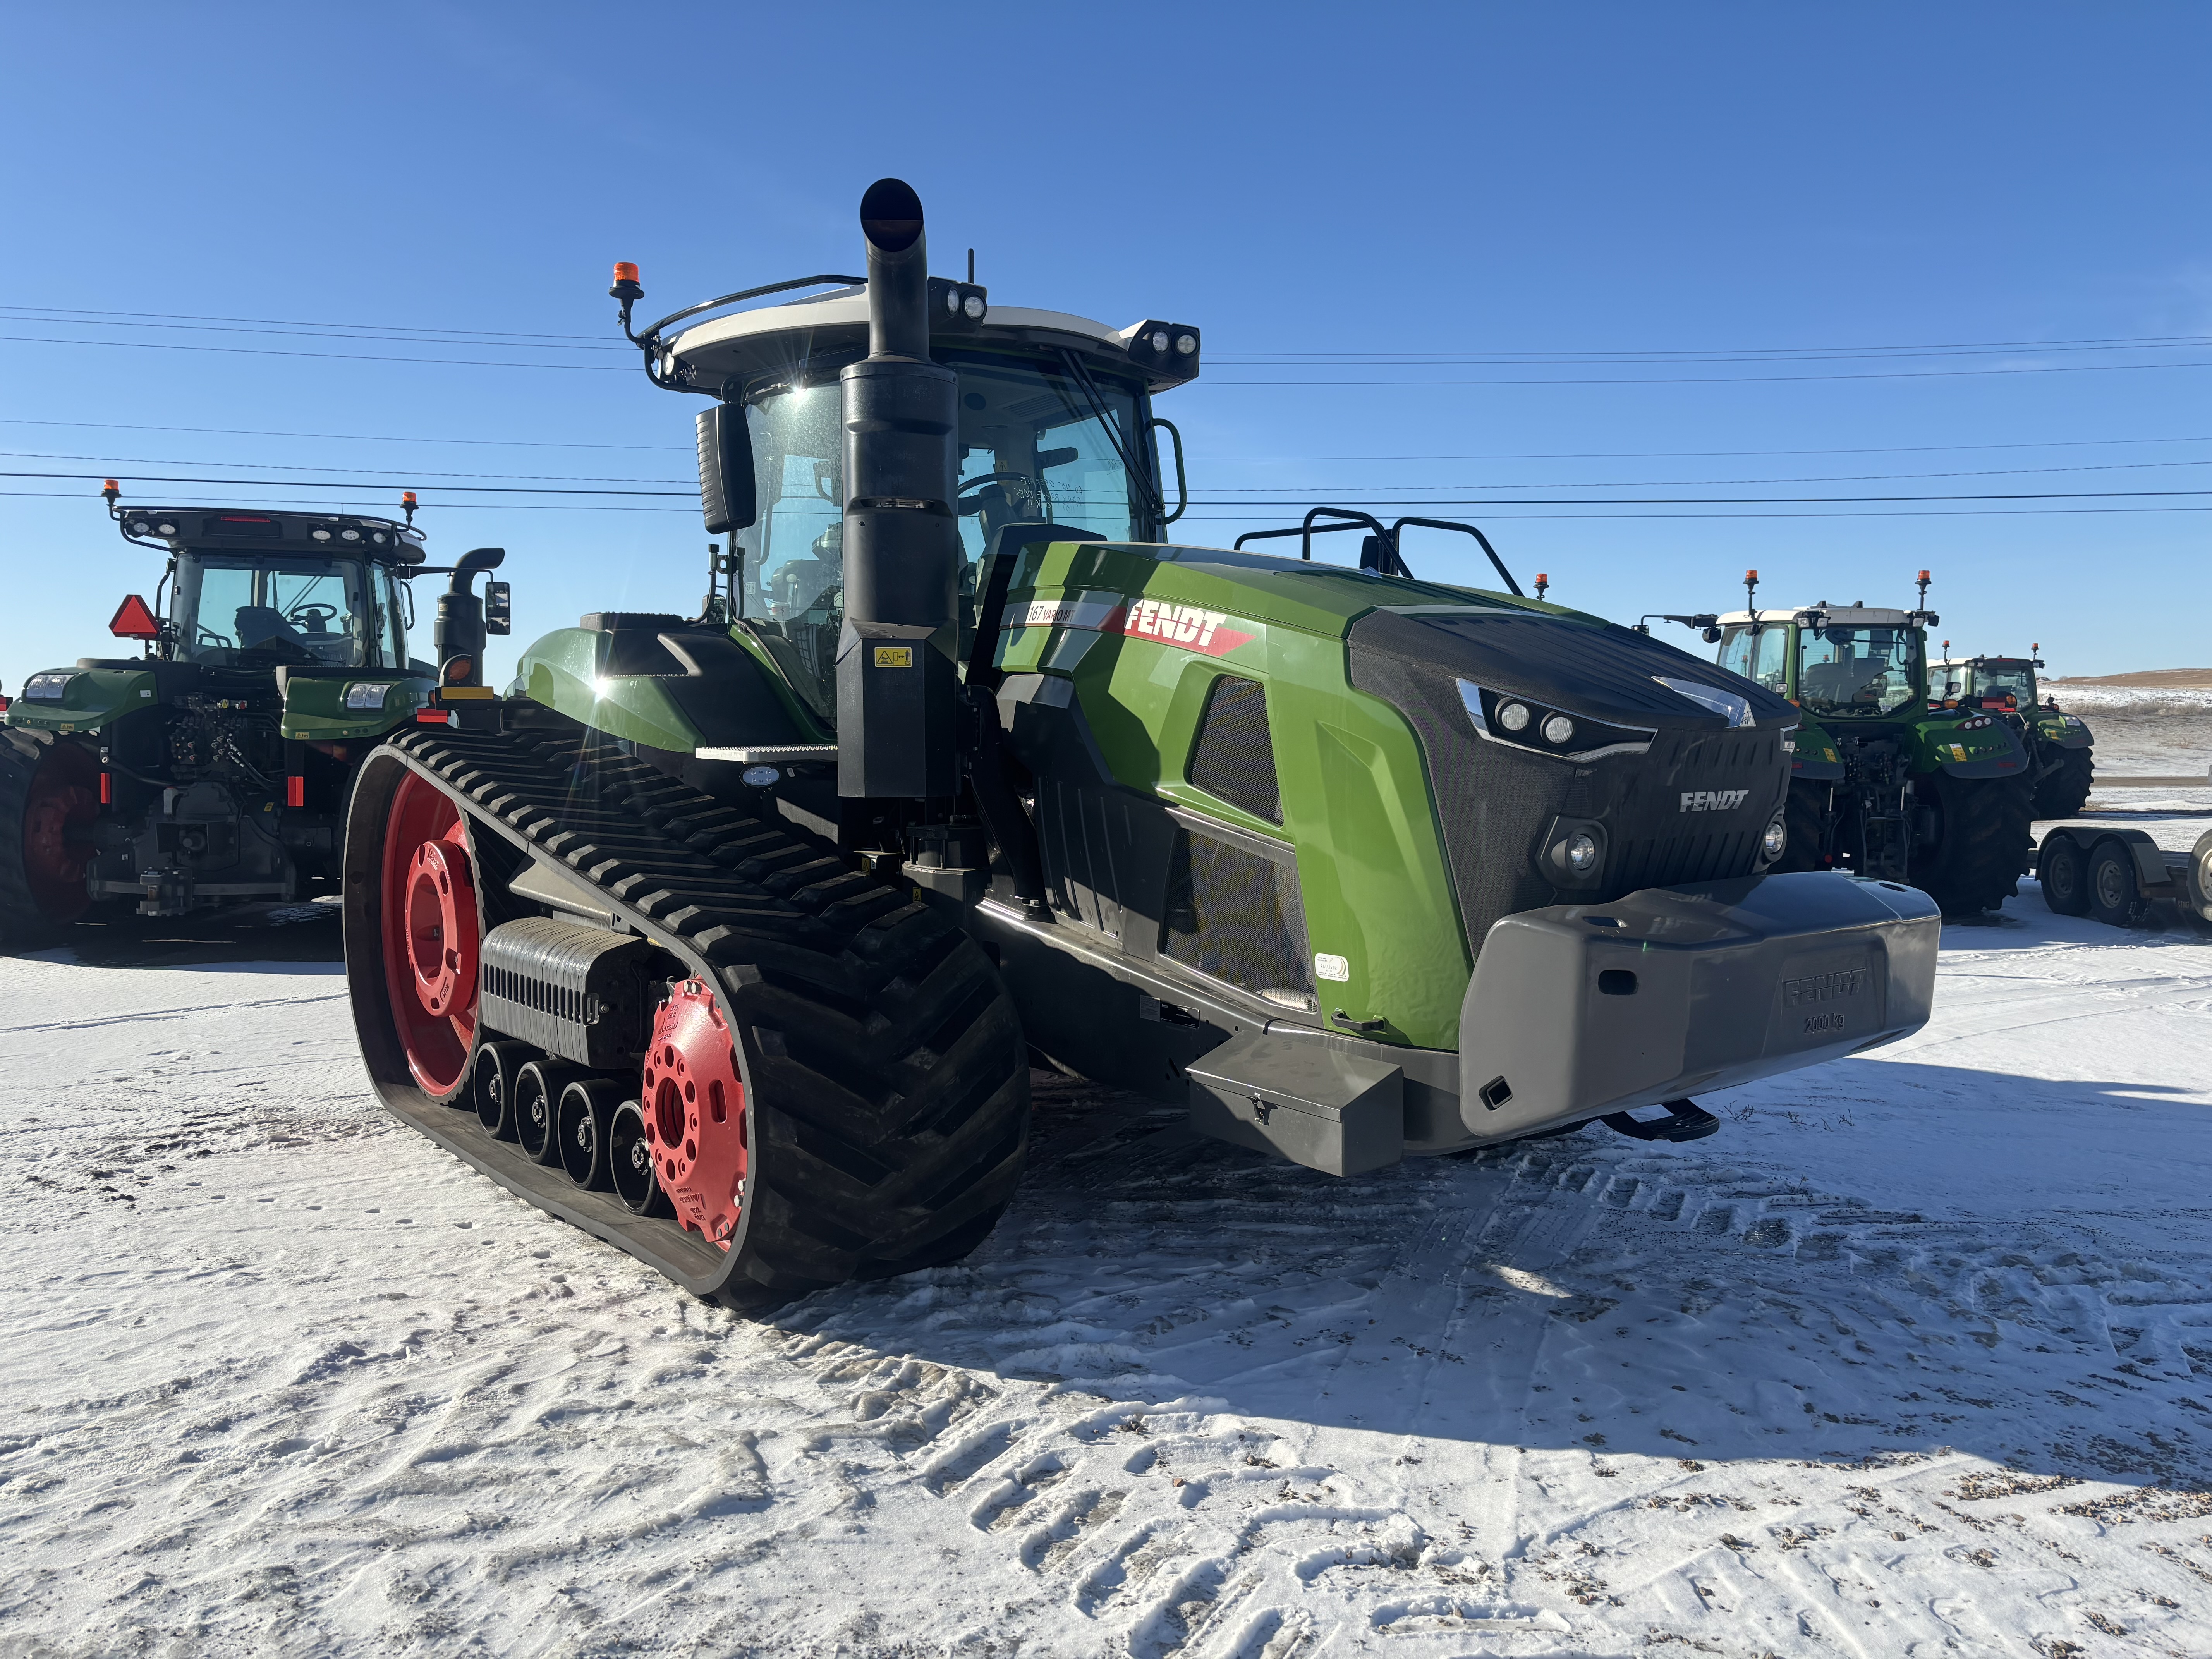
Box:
1314 953 1350 982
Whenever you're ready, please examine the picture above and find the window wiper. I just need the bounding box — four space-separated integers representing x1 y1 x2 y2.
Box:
1056 348 1164 521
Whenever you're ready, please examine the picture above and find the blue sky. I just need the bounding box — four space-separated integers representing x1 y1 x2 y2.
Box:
3 2 2207 684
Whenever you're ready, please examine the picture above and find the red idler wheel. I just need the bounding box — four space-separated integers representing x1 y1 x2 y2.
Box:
640 979 748 1247
380 771 479 1101
22 742 99 924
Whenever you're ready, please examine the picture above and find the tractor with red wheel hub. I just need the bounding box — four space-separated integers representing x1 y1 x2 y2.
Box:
341 178 1941 1312
1 491 511 950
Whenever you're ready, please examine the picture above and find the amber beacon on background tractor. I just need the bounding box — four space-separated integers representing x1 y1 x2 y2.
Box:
340 178 1941 1310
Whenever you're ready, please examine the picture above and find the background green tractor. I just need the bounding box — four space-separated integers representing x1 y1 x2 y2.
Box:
1 491 509 948
1705 572 2033 915
1931 645 2094 818
338 179 1941 1310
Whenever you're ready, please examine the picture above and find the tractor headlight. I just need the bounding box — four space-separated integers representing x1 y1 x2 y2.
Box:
344 682 393 711
1762 814 1788 860
1460 681 1656 763
962 293 986 320
22 672 73 703
1175 333 1197 355
154 520 179 537
1539 816 1609 886
128 519 152 536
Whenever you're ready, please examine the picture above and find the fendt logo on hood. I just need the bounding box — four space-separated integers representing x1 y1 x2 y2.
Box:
1679 788 1751 813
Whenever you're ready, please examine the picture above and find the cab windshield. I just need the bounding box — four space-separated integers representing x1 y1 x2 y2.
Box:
173 553 402 669
1715 622 1791 696
1798 624 1922 716
730 350 1154 715
1966 663 2035 706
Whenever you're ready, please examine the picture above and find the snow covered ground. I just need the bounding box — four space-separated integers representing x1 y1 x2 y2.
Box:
7 866 2212 1656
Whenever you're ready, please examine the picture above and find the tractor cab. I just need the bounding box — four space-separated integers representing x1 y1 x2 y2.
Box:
630 279 1198 720
105 503 430 673
1933 654 2047 713
1714 604 1930 720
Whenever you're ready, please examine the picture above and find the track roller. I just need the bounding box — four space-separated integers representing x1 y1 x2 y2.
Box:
515 1059 584 1165
609 1099 673 1218
558 1077 625 1191
472 1039 536 1133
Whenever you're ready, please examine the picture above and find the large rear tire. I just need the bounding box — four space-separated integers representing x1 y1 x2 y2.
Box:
0 730 100 950
1909 769 2033 917
2033 747 2094 819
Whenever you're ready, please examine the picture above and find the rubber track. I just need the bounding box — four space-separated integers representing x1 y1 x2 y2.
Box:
376 724 1031 1305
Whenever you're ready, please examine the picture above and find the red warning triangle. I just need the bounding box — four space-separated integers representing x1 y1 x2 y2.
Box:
109 594 161 639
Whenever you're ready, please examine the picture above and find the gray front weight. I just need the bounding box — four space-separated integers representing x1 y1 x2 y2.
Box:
1457 872 1939 1143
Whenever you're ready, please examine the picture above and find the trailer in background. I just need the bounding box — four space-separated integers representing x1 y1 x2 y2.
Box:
2034 823 2212 928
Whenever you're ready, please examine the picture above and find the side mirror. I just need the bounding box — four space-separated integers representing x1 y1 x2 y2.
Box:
696 404 756 536
484 580 512 636
1701 626 1722 644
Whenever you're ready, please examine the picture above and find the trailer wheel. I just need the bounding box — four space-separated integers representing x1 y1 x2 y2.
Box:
1908 770 2033 916
2034 748 2094 819
0 732 99 948
2038 835 2091 916
2088 842 2140 928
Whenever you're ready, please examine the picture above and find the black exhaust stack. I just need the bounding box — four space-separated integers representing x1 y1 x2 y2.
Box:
836 178 960 804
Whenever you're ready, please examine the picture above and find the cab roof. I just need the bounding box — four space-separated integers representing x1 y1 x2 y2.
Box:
668 286 1189 395
117 506 427 563
1718 604 1916 628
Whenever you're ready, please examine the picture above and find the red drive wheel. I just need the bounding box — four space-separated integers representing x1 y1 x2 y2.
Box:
380 771 479 1100
641 980 748 1246
22 742 99 924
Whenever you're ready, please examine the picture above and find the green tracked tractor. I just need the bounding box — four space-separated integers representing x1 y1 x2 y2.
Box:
1698 572 2034 914
1 492 508 948
342 180 1942 1309
1930 646 2094 818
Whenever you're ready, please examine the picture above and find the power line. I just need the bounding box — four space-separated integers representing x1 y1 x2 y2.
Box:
15 465 2212 507
0 308 627 354
7 417 2206 463
0 303 613 344
1211 335 2212 367
15 447 2211 494
0 416 680 452
18 302 2207 363
1206 360 2212 388
1192 436 2212 460
0 334 629 371
0 469 686 497
2 450 689 486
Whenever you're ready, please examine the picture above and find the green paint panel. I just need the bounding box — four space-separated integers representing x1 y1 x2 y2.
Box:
514 626 703 753
5 666 158 734
280 674 434 742
1006 539 1480 1051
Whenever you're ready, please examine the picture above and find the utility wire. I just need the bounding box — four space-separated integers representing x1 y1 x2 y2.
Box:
16 465 2212 507
14 447 2211 493
0 303 614 343
7 416 2208 464
0 416 680 451
0 334 630 371
16 302 2209 362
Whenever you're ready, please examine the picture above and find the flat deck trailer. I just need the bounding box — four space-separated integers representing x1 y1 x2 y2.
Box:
2033 822 2212 927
